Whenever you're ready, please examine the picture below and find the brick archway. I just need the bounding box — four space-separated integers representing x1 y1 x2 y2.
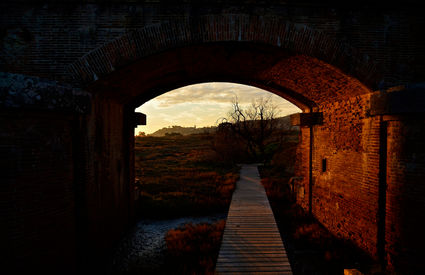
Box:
66 14 390 271
2 8 425 275
65 13 392 271
68 15 379 90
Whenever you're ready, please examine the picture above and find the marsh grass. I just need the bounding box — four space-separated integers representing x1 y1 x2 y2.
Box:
130 133 237 274
164 220 225 274
134 134 239 219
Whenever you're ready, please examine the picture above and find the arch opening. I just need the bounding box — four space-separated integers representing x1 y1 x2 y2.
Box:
134 82 302 136
120 82 302 273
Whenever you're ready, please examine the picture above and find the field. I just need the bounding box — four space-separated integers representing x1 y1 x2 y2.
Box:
134 133 239 218
132 133 240 274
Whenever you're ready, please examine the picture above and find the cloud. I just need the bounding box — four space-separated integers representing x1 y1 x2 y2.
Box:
151 82 286 107
158 110 203 123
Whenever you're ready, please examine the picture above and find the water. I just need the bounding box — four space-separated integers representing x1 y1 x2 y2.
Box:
108 213 226 274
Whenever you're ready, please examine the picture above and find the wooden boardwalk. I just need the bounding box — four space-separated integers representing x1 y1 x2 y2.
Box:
215 164 293 274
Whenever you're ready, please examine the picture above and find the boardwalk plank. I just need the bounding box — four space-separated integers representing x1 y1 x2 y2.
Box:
215 165 293 274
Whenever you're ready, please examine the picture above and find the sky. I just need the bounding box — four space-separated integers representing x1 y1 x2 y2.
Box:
135 82 301 135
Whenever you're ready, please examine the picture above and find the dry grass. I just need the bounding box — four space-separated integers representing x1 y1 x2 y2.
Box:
132 134 236 274
164 220 226 274
134 134 239 218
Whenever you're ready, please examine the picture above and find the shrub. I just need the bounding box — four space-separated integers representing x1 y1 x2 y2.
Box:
164 220 226 274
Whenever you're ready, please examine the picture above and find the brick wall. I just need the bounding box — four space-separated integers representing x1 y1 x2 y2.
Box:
294 126 310 210
0 111 77 274
319 94 379 256
294 94 382 257
293 94 425 273
0 72 134 273
1 2 424 89
385 118 425 271
79 93 133 272
1 2 424 273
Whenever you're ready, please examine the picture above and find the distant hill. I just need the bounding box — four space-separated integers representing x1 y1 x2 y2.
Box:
149 125 217 137
148 114 299 137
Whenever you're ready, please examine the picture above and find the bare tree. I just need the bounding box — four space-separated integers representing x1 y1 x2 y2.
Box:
225 96 283 163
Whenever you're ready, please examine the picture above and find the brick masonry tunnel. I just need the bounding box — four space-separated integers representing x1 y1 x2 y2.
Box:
1 1 425 274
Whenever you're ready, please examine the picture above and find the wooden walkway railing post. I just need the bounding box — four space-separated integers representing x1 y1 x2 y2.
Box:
215 164 293 274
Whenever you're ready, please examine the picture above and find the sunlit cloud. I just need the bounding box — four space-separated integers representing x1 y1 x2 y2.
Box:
135 82 301 134
154 83 281 107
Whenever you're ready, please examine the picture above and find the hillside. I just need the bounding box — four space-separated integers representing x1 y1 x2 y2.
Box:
148 114 299 137
149 125 217 137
